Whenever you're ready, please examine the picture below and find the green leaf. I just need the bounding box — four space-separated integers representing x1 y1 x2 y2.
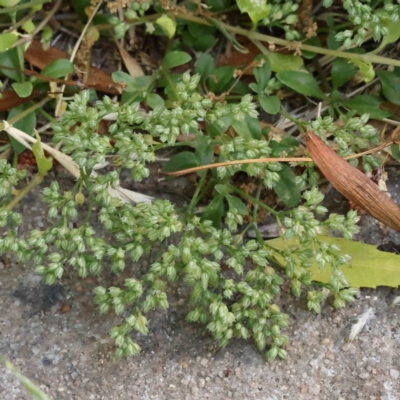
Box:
0 33 17 52
215 184 231 196
340 94 391 119
237 0 269 23
183 33 216 52
188 21 215 36
201 194 225 228
258 95 280 114
0 48 21 82
12 82 33 98
207 66 235 93
164 151 198 173
302 36 321 59
350 59 374 83
32 131 52 176
195 53 215 81
269 137 299 156
22 20 35 34
372 18 400 55
113 72 152 93
162 51 192 70
331 58 358 89
232 115 262 140
273 164 301 207
254 55 271 91
70 0 90 17
208 115 232 138
391 144 400 161
8 103 36 154
146 93 164 109
41 59 74 78
267 53 304 73
207 0 230 11
377 70 400 105
227 195 248 215
277 71 324 99
195 135 213 166
268 235 400 288
327 32 341 50
156 15 176 38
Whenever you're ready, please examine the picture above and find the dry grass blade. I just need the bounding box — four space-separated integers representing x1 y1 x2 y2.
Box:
115 41 144 78
305 131 400 232
3 122 154 205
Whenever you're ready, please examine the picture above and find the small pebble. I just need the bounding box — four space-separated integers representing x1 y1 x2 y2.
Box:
390 369 400 380
309 384 321 395
200 358 208 367
325 351 335 361
359 373 369 380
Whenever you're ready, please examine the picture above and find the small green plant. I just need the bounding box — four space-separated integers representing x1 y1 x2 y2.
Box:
1 77 363 360
1 0 400 362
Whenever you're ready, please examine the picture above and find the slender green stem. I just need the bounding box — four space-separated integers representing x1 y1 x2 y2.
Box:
228 184 278 217
8 97 52 125
279 109 305 134
2 174 44 212
37 108 57 124
191 177 215 209
187 171 208 216
173 13 400 67
252 181 264 245
162 68 180 101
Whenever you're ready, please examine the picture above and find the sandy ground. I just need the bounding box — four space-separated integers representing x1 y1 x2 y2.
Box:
1 167 400 400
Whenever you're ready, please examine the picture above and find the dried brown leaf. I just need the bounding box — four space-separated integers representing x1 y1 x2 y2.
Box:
306 131 400 232
0 89 39 112
24 40 121 95
115 41 144 78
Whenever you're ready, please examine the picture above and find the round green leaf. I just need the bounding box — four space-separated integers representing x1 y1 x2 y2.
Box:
391 144 400 161
331 58 357 89
340 94 391 119
232 116 262 140
146 93 164 109
200 195 225 228
0 0 21 6
227 195 248 215
156 15 176 38
237 0 269 23
194 135 213 166
273 164 301 208
258 95 280 115
214 184 231 196
162 51 192 70
378 70 400 105
195 54 215 80
277 71 324 99
254 55 271 91
267 53 304 73
12 82 33 98
41 59 74 78
269 137 299 156
0 33 17 52
164 151 198 173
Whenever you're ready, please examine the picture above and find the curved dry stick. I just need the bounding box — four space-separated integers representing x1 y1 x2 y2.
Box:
163 140 397 177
